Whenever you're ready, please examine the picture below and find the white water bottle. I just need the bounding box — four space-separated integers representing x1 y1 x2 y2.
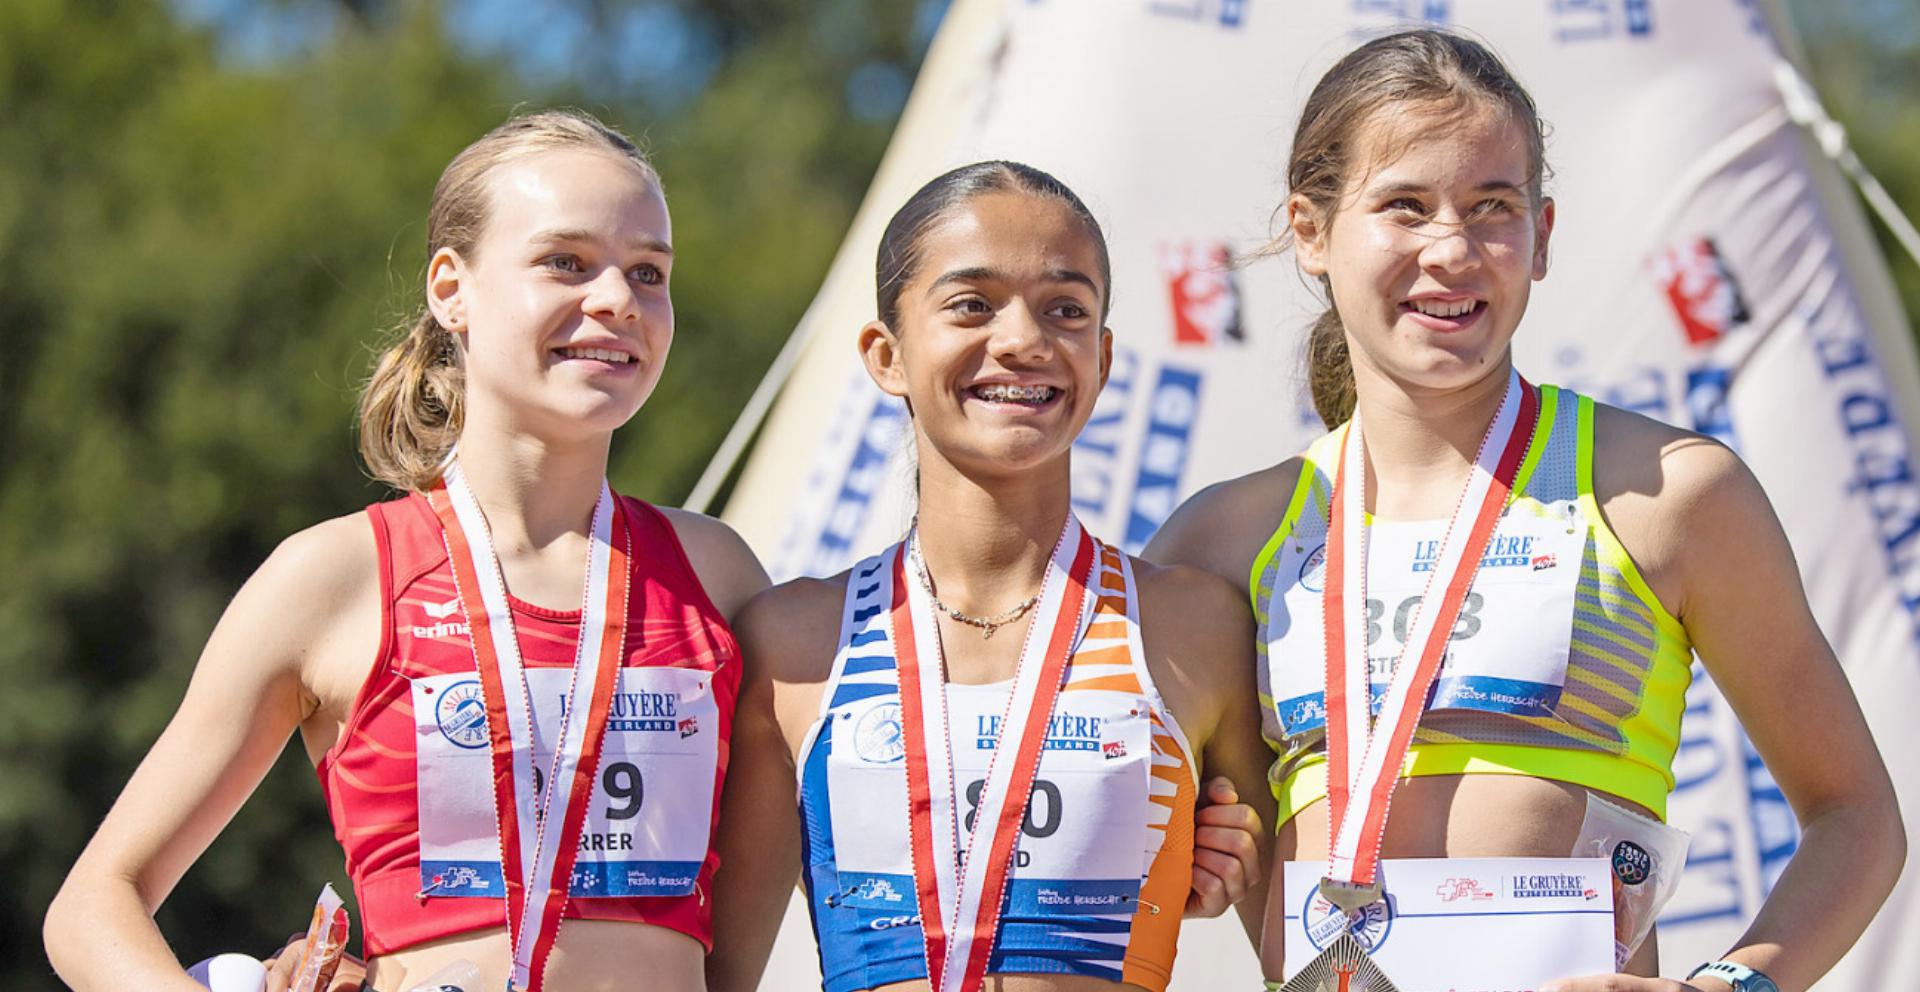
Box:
405 959 480 992
186 954 268 992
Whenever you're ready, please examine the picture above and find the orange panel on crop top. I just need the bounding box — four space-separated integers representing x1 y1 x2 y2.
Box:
317 492 739 957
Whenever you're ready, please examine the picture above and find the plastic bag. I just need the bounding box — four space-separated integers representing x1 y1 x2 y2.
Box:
1572 792 1690 969
287 883 351 992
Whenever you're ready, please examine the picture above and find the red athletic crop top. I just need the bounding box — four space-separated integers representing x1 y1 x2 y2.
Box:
317 492 740 957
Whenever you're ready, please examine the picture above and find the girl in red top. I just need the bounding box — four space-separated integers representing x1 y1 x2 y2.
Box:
44 110 770 992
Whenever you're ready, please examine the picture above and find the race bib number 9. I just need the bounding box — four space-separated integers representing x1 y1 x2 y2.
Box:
415 666 719 899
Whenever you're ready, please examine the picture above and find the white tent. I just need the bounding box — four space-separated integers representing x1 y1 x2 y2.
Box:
711 1 1920 987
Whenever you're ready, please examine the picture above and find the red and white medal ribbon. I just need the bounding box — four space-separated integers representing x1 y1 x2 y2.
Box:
431 462 630 992
1321 369 1537 903
892 515 1099 992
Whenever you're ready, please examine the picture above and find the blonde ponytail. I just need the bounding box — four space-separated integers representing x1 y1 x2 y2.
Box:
359 311 464 491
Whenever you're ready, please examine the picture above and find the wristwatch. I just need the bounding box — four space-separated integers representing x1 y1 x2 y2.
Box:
1687 960 1780 992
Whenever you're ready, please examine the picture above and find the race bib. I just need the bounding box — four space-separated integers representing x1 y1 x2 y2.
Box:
824 686 1154 916
1268 509 1584 736
415 666 719 899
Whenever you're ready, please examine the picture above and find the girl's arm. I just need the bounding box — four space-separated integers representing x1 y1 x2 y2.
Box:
1549 413 1904 992
1140 562 1278 944
43 515 378 991
705 578 840 992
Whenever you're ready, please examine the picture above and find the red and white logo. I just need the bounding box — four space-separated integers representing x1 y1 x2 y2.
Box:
1435 877 1496 903
1652 238 1749 346
1102 739 1128 760
1159 241 1243 347
678 716 700 739
1531 553 1557 572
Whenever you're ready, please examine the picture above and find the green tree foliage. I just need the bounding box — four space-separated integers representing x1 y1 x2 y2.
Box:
2 0 915 983
1788 0 1920 330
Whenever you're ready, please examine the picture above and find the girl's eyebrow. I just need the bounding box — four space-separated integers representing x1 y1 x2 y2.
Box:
1368 179 1526 197
925 266 1099 297
527 227 674 255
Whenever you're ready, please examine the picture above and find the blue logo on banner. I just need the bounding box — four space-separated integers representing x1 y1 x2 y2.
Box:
1552 0 1653 42
1685 366 1740 451
803 394 908 575
1351 0 1448 23
1123 364 1204 551
1799 289 1920 643
1072 346 1139 521
1148 0 1248 27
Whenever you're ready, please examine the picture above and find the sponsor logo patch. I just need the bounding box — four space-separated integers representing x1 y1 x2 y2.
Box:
1653 237 1749 346
853 702 906 764
434 679 490 750
1435 876 1496 903
1612 840 1652 886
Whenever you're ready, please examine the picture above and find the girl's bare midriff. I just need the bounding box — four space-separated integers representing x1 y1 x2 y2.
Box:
1264 772 1661 976
364 921 705 992
873 977 1154 992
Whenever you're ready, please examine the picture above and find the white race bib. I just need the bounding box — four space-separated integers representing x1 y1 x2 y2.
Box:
415 666 718 898
823 686 1154 917
1268 509 1584 736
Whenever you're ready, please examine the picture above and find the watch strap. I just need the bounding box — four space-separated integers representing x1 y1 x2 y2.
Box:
1688 960 1779 991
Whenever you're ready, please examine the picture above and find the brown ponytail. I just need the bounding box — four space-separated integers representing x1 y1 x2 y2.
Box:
1282 30 1550 429
1305 308 1356 429
356 108 659 490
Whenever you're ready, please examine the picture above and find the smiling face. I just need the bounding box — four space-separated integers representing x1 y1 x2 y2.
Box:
428 147 674 441
860 190 1111 478
1292 101 1553 398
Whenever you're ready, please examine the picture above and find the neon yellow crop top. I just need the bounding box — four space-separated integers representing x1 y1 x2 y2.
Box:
1251 386 1694 825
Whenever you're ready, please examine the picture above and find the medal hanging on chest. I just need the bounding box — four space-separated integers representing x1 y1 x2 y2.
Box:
430 462 632 992
1290 370 1537 985
1278 933 1403 992
891 516 1098 992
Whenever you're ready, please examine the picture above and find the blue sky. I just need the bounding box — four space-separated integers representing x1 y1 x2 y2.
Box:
169 0 949 119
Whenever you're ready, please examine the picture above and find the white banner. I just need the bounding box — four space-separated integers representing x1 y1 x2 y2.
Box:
724 1 1920 987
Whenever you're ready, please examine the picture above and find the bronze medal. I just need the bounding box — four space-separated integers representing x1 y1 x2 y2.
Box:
1277 934 1402 992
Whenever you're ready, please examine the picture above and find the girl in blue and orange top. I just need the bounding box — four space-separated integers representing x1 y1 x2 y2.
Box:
707 162 1277 992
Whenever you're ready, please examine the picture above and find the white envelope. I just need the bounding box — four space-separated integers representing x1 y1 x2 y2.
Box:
1281 857 1616 991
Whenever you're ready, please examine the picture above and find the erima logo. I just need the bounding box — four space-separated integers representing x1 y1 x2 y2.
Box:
424 599 461 620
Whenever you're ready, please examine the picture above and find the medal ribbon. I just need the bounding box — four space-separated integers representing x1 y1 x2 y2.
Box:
893 516 1098 992
431 463 630 992
1322 369 1537 889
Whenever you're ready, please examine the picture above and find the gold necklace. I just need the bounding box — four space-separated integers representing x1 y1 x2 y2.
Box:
907 530 1042 639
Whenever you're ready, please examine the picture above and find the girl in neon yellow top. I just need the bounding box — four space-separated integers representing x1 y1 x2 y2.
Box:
1146 29 1902 992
